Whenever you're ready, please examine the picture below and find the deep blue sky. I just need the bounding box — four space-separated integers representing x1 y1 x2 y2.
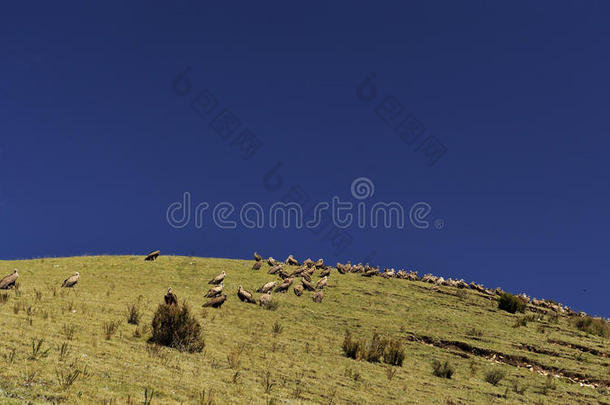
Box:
1 2 609 316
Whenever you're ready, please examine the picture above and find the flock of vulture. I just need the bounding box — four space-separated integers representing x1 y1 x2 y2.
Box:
1 250 576 316
0 269 80 290
163 252 329 310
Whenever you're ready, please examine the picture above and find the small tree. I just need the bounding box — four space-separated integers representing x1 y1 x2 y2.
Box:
498 293 526 314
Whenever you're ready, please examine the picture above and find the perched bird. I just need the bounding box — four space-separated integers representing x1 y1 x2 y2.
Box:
313 290 324 303
254 252 263 261
336 263 347 274
208 271 226 285
303 258 314 268
204 283 224 298
362 268 377 277
316 276 328 290
0 269 18 290
301 272 312 283
252 261 262 271
203 294 227 308
237 285 256 304
256 281 277 294
293 284 304 297
145 250 160 261
278 269 291 280
286 255 299 266
267 257 277 266
268 265 282 275
164 287 178 305
314 258 324 268
319 268 331 278
259 292 272 308
61 272 80 288
274 278 293 293
301 279 316 292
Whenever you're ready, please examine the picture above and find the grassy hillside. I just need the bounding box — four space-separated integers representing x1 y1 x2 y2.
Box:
0 256 608 404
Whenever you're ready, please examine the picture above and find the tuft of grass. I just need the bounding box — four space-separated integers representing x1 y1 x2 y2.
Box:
342 331 364 360
271 321 284 336
432 360 455 379
572 316 610 338
102 320 121 340
485 369 506 386
29 338 51 360
126 302 141 325
383 337 405 366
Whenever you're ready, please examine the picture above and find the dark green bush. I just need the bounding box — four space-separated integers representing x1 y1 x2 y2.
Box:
150 302 205 352
485 369 506 386
498 293 526 314
341 331 364 360
432 360 455 379
364 333 387 363
383 337 405 366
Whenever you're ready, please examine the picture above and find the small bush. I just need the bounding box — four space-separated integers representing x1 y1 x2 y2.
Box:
364 333 386 363
513 316 528 328
383 337 405 366
342 331 364 360
485 369 506 386
150 302 205 353
498 293 526 314
540 375 556 395
271 321 284 336
126 303 141 325
512 380 527 395
432 360 455 379
466 327 483 338
573 316 610 338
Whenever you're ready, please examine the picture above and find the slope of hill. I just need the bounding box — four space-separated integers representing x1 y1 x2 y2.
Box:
0 256 608 404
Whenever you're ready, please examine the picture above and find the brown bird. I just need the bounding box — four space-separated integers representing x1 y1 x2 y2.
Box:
301 272 312 283
293 284 304 296
203 294 227 308
268 264 282 275
319 268 331 278
278 269 291 280
274 278 293 293
204 283 224 298
303 258 314 268
316 276 328 290
144 250 160 261
61 272 80 288
314 258 324 268
256 281 277 293
259 292 272 308
362 268 377 277
0 269 18 290
254 252 263 261
286 255 299 266
313 290 324 303
252 261 262 271
237 285 256 304
208 271 226 285
164 287 178 305
336 263 347 274
267 257 277 266
301 279 315 292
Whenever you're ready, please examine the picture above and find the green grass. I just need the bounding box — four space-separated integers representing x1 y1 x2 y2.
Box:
0 255 608 404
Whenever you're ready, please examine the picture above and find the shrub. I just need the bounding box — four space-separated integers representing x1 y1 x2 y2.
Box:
126 303 141 325
512 380 527 395
573 316 610 338
485 369 506 386
498 293 526 314
150 302 205 352
341 331 364 360
364 333 387 363
383 337 405 366
432 360 455 379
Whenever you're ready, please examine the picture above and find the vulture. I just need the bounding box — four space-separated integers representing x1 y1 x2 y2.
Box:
259 292 272 308
313 290 324 303
267 257 277 266
362 268 377 277
301 272 312 283
268 265 282 275
0 269 18 290
274 278 293 293
301 279 315 292
303 258 314 268
293 284 303 296
314 258 324 268
203 294 227 308
61 272 80 288
164 287 178 305
256 281 277 294
208 271 226 285
336 263 347 274
254 252 263 261
315 276 328 290
319 268 331 278
204 283 224 298
145 250 160 261
278 269 291 280
252 261 262 271
285 255 299 266
237 286 256 304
